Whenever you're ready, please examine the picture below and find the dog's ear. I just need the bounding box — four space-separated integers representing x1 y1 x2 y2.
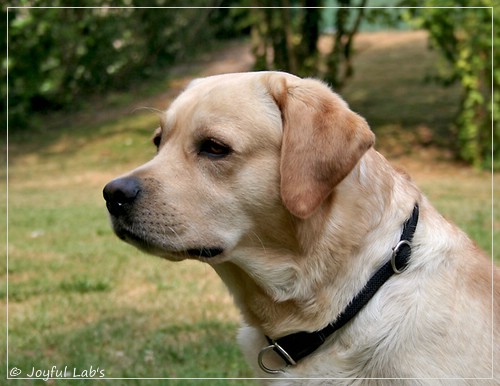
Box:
264 73 375 219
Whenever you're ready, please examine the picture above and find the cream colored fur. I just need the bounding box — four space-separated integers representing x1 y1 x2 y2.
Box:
106 72 499 384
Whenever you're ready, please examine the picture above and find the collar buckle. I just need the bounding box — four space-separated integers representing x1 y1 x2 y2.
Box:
258 343 294 374
391 239 411 274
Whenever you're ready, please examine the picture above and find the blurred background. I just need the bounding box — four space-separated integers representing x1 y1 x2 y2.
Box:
4 1 499 168
3 1 498 384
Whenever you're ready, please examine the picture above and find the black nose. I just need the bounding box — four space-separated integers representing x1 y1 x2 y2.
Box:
103 177 142 216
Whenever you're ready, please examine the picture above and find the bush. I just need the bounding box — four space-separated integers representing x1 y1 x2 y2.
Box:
403 1 499 169
4 1 239 127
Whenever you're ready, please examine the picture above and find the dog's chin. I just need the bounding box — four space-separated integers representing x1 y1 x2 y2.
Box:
113 226 227 264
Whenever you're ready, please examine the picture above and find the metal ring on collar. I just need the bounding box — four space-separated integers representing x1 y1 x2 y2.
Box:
391 240 411 274
258 342 295 374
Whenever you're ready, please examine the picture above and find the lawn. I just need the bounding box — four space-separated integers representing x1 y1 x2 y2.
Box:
3 31 498 384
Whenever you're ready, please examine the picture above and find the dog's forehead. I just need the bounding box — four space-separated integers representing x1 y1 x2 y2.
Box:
166 74 257 119
163 73 281 139
187 73 264 103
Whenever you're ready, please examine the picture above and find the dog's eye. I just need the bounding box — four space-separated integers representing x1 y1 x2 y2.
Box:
198 138 232 159
152 132 162 149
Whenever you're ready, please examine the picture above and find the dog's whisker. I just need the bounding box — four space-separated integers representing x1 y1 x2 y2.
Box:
131 106 165 117
166 225 187 252
250 231 267 255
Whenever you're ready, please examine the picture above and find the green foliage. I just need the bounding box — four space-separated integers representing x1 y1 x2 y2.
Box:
402 1 498 169
4 2 237 127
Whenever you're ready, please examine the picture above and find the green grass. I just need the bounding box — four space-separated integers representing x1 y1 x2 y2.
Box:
4 32 498 384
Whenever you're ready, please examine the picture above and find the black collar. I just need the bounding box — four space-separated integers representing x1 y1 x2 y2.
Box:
258 204 420 374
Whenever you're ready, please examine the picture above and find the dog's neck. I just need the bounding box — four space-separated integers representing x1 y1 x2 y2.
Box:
214 149 421 338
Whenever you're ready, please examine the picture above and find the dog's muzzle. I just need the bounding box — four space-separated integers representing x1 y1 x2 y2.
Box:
103 176 226 261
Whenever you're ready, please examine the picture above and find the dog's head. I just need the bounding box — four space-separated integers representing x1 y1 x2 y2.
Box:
103 72 374 263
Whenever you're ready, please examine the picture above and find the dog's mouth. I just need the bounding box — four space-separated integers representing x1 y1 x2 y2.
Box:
115 227 225 261
186 248 224 258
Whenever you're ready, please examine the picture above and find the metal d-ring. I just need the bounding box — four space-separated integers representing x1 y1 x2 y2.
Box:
391 240 411 274
258 344 289 374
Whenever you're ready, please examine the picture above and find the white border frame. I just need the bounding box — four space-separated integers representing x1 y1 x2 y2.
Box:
5 4 496 382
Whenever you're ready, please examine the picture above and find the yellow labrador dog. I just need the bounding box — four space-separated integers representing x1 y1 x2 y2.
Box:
103 71 499 383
